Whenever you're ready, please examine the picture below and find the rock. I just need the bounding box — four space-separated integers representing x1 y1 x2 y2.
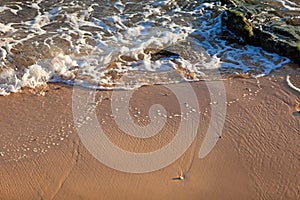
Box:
221 0 300 63
220 0 237 7
150 50 180 61
223 9 253 40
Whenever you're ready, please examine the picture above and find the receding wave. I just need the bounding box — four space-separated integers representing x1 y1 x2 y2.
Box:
0 0 293 95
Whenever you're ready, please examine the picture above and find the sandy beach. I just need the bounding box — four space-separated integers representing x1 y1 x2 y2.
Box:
0 72 299 200
1 0 300 199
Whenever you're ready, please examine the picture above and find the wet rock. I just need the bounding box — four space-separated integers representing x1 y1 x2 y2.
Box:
220 0 237 7
223 9 253 40
150 50 180 61
221 0 300 63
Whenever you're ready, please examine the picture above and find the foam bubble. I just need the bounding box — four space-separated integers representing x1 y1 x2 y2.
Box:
0 0 294 95
21 64 50 88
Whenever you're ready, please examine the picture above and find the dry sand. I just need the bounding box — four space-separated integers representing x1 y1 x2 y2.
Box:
0 72 299 200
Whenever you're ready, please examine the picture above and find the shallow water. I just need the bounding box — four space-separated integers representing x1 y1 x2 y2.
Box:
0 0 298 95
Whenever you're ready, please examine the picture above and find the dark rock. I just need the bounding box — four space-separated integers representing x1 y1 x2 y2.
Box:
220 0 237 7
223 9 253 42
221 1 300 63
150 50 180 61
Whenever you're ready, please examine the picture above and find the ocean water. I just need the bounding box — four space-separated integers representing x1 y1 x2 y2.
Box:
0 0 297 95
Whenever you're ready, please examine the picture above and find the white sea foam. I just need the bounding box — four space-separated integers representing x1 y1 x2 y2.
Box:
286 75 300 93
275 0 300 11
0 0 293 95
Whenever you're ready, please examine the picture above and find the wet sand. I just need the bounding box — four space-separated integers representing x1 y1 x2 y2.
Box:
0 74 299 200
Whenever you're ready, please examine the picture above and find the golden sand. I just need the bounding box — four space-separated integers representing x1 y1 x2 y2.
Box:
0 74 299 199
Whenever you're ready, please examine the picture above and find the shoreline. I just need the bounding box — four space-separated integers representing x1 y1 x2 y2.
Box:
0 73 299 199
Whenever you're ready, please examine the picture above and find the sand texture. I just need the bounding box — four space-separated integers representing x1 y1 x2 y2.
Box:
0 74 299 200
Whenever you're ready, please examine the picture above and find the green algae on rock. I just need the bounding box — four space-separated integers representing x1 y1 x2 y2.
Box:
221 0 300 63
223 9 253 41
